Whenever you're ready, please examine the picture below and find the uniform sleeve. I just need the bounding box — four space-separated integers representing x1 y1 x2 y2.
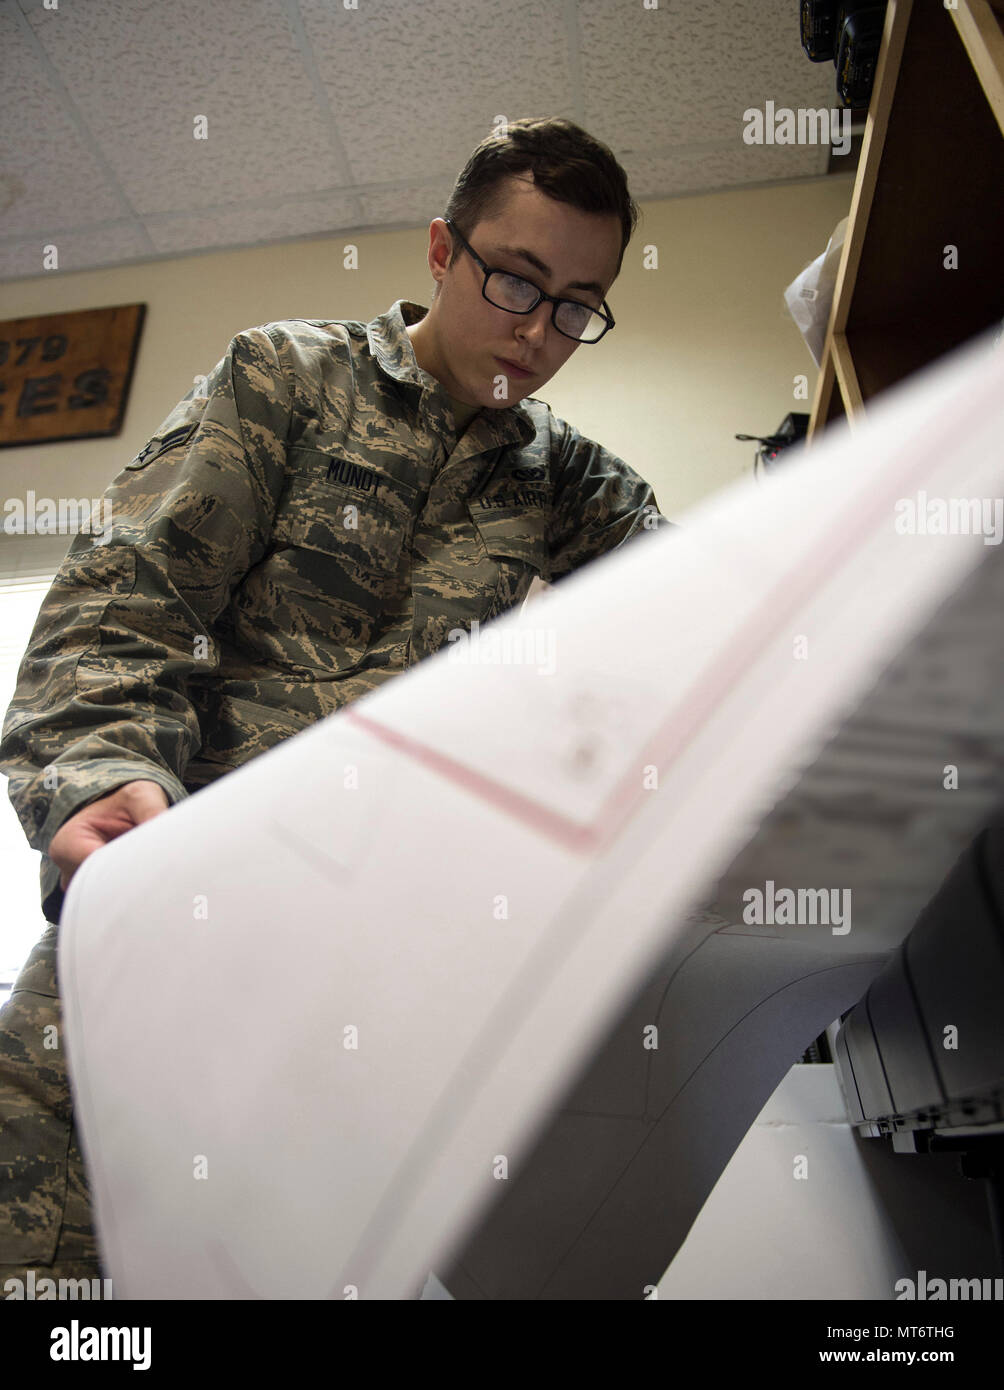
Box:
545 416 674 583
0 326 293 922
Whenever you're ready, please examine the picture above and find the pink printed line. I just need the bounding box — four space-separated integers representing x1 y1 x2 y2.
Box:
349 358 1002 853
345 707 600 852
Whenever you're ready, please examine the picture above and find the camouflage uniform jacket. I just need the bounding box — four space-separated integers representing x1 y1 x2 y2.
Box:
0 298 668 924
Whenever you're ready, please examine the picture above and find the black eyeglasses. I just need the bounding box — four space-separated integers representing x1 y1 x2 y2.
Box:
444 217 615 344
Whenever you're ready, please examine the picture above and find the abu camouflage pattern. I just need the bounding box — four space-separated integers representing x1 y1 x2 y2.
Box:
0 296 667 1285
0 925 104 1283
0 298 668 927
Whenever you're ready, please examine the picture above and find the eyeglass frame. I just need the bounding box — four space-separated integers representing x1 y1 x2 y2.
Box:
442 216 616 344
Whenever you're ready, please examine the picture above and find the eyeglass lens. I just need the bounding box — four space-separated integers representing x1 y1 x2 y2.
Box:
484 271 605 342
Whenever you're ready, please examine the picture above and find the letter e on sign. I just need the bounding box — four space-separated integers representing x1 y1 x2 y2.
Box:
0 304 145 448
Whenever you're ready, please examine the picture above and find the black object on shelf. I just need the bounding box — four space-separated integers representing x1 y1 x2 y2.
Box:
735 411 810 477
801 0 841 62
836 5 888 106
799 0 889 109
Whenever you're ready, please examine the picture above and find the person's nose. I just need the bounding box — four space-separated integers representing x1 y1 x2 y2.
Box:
515 301 551 348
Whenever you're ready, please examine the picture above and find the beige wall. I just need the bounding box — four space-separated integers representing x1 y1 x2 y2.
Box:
0 174 853 522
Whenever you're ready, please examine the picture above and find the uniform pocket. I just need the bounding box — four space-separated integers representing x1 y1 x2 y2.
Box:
235 471 412 677
468 503 550 621
277 474 408 575
189 691 311 771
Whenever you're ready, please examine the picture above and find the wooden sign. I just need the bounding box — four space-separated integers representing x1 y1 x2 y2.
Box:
0 304 145 448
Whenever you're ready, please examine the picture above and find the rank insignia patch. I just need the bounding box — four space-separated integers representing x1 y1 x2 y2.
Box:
125 422 198 470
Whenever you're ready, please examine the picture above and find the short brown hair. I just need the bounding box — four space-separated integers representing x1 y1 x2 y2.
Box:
442 117 639 281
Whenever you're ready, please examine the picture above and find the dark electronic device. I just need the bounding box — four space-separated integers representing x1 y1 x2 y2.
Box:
801 0 840 62
833 826 1004 1273
799 0 889 108
836 5 888 106
735 411 809 477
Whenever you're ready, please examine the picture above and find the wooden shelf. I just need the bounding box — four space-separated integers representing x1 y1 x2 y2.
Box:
953 0 1004 136
808 0 1004 442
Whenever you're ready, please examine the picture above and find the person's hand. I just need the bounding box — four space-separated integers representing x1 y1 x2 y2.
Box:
48 780 171 891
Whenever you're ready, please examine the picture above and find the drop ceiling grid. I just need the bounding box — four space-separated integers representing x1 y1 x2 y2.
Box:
0 0 842 283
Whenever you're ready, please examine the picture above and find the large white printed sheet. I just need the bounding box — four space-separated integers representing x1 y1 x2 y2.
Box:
60 330 1004 1298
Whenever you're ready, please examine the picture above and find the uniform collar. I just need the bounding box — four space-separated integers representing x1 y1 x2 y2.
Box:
368 298 536 449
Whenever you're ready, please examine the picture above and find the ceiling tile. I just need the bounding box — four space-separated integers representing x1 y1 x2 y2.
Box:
0 223 155 281
300 0 576 185
0 5 137 236
1 0 848 283
145 190 362 256
22 0 349 215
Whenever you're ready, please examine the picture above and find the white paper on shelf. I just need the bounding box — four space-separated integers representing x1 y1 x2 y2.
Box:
59 330 1004 1299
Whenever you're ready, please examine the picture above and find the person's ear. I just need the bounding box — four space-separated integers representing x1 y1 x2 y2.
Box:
430 219 452 276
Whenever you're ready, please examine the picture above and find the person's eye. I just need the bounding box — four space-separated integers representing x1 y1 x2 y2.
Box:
562 300 592 324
